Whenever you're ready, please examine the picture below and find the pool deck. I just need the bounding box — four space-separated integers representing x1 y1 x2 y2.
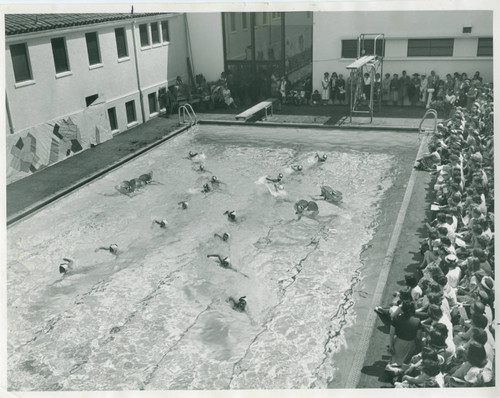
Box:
6 108 436 389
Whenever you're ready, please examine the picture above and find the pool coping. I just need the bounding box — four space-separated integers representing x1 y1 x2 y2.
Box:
198 119 422 132
6 124 192 227
344 133 430 388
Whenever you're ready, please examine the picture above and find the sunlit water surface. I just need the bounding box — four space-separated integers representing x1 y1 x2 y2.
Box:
8 125 414 390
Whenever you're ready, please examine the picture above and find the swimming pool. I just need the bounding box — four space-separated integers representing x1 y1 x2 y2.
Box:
7 124 419 390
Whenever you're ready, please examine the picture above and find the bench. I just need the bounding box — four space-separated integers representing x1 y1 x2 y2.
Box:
235 99 275 121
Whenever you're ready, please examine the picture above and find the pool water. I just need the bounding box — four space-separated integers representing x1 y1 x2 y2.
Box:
7 125 416 390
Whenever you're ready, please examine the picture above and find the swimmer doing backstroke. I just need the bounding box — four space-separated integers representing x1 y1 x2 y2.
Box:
95 244 119 255
214 232 231 241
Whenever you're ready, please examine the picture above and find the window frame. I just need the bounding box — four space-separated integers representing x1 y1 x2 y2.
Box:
407 38 454 57
107 107 119 131
85 32 102 67
51 36 71 75
148 92 158 115
125 100 137 125
10 42 33 83
341 38 385 59
161 20 170 43
230 13 236 32
477 37 493 57
242 13 248 30
151 22 161 46
115 27 129 59
139 23 151 48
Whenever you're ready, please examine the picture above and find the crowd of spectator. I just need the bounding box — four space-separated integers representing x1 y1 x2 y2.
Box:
317 69 490 115
374 78 494 388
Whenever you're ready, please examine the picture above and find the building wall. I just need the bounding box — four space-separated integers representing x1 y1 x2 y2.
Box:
186 13 224 82
5 14 188 183
312 10 493 92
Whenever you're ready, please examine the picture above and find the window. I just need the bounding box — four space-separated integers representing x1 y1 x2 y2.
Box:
341 39 385 58
477 37 493 56
407 39 454 57
242 13 247 30
151 22 160 45
115 27 128 58
161 21 170 42
85 94 98 106
125 100 137 124
51 37 70 73
108 107 118 131
230 13 236 32
10 43 32 83
139 24 150 47
148 92 158 114
85 32 101 65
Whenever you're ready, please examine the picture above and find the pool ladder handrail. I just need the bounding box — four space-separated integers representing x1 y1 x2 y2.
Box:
178 104 198 126
419 108 438 135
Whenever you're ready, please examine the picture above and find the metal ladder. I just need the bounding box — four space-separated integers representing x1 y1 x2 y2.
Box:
418 108 438 134
178 104 197 125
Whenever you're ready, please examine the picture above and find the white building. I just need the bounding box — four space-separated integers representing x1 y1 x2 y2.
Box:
5 10 493 182
5 13 191 182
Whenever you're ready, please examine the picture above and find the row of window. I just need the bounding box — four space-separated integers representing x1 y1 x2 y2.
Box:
340 37 493 58
107 92 160 131
10 20 170 84
229 12 282 32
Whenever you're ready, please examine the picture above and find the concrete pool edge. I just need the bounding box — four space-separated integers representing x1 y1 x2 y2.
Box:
198 119 421 132
343 134 430 388
6 124 193 227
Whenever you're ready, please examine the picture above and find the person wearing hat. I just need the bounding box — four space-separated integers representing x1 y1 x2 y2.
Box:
95 243 119 255
224 210 237 222
206 254 249 278
266 173 284 183
59 257 74 275
152 219 168 229
214 232 230 242
228 296 247 312
409 73 421 106
178 201 189 209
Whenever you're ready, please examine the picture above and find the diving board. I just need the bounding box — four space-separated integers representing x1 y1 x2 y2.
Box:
236 100 274 121
346 55 376 69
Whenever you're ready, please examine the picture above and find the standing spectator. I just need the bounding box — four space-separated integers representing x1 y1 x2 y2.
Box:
399 70 410 106
409 73 421 106
382 73 391 105
420 73 428 106
330 72 339 104
321 72 330 105
445 74 455 92
346 72 353 107
472 71 483 83
389 301 422 366
374 72 382 104
427 71 439 108
270 69 280 98
390 73 400 106
337 74 346 105
363 72 372 101
466 80 479 111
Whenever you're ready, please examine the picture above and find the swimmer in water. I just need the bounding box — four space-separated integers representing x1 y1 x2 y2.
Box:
178 201 188 209
207 255 249 278
228 296 247 312
266 173 284 183
116 179 137 195
313 185 343 205
315 153 328 162
224 210 236 221
214 232 231 241
291 165 303 172
59 258 74 274
95 244 119 255
152 219 168 228
207 254 232 268
295 200 319 218
202 183 211 193
197 164 206 172
210 176 224 188
138 171 153 185
188 151 199 159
